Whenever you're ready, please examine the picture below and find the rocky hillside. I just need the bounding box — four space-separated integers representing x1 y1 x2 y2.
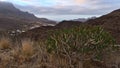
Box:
20 21 83 40
0 18 29 30
87 9 120 43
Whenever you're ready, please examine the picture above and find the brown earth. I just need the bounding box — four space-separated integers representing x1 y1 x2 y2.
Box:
87 9 120 44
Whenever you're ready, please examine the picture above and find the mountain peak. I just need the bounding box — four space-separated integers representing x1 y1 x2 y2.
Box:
0 1 16 9
0 2 37 20
0 1 21 14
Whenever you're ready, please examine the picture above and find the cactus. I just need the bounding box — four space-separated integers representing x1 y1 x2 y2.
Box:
46 25 116 61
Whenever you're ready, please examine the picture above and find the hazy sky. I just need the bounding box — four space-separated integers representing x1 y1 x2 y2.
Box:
0 0 120 21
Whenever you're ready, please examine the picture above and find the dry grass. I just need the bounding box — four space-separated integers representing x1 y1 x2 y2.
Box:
21 40 34 57
0 38 73 68
0 37 119 68
0 38 11 50
11 40 35 63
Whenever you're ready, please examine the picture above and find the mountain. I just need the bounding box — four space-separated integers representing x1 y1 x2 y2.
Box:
0 2 37 21
56 20 83 28
65 17 96 22
72 18 87 22
0 18 29 30
21 9 120 44
0 2 56 31
87 9 120 44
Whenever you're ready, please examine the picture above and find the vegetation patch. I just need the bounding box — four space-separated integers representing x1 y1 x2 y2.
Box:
0 38 11 50
46 25 117 60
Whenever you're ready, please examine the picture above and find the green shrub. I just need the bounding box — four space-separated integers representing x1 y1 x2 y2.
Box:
46 25 116 60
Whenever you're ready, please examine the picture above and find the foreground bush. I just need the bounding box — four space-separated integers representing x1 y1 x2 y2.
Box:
0 26 119 68
0 38 11 50
47 26 117 61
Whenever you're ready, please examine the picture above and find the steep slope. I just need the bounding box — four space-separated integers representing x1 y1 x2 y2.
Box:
0 2 56 31
0 2 36 21
87 9 120 43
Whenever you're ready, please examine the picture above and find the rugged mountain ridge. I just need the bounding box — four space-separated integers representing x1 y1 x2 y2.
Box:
0 2 36 21
21 9 120 44
0 2 56 31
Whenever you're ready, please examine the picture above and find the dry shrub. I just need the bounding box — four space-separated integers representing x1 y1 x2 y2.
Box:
0 38 11 50
11 48 20 59
21 40 34 57
11 39 35 63
20 40 35 62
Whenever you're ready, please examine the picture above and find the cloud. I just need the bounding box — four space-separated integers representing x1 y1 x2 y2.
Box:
15 0 120 16
2 0 120 20
74 0 87 4
0 0 7 1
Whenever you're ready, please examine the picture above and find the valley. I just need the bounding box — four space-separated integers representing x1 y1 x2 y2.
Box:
0 1 120 68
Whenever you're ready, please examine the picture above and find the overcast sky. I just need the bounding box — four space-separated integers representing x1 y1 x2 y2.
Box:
0 0 120 21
